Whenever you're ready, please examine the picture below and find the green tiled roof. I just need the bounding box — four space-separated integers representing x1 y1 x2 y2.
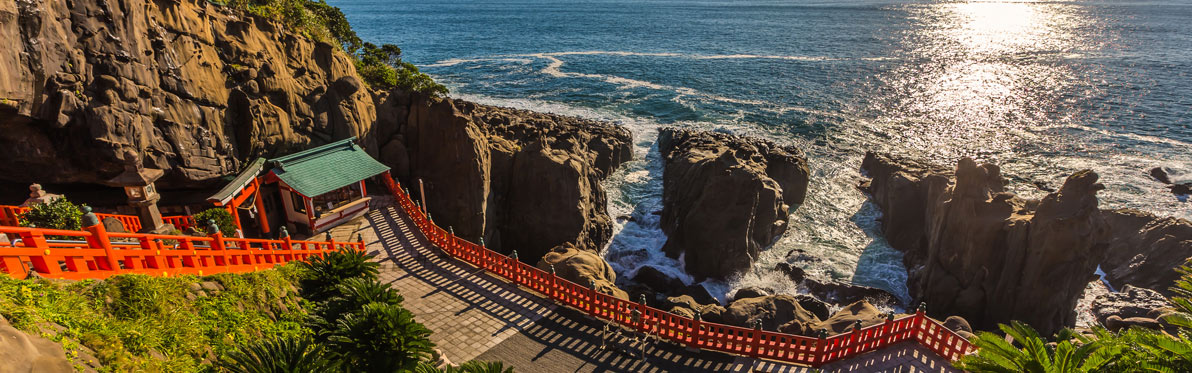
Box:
270 138 389 197
208 158 266 204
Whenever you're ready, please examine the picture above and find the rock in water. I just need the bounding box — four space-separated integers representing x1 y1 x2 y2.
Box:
1099 209 1192 295
1173 183 1192 196
724 295 821 331
1150 167 1173 184
862 152 1110 335
656 127 810 279
536 243 629 300
631 265 686 293
1091 285 1171 327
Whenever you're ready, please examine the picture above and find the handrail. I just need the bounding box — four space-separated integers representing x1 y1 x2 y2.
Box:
0 214 364 281
2 205 196 232
377 172 974 366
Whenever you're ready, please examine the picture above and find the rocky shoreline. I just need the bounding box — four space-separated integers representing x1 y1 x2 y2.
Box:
2 0 1188 340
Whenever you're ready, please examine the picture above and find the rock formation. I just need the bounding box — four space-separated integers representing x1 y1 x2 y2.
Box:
862 152 1110 334
383 95 632 261
657 128 810 279
1091 285 1171 328
536 244 629 300
0 315 82 372
1 0 377 187
0 0 633 266
1099 209 1192 295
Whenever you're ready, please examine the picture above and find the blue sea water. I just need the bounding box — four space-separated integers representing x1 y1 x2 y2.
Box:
331 0 1192 304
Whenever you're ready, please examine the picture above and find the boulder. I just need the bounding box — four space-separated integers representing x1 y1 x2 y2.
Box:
631 266 686 293
1099 209 1192 296
794 294 832 321
804 279 902 308
1091 285 1171 326
723 295 821 331
536 244 628 300
680 284 720 306
661 295 726 324
100 217 127 234
1173 183 1192 196
657 127 810 279
944 316 973 334
1150 167 1172 184
862 153 1111 335
776 262 805 283
812 301 885 334
732 287 771 302
0 315 77 372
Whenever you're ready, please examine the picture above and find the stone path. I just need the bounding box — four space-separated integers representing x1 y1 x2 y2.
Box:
327 200 960 372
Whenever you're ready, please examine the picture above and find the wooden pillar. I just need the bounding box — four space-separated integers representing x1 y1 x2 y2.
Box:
82 207 118 272
305 196 315 233
253 180 270 235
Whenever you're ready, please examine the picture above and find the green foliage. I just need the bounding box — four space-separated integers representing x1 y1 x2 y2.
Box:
19 198 86 237
416 361 515 373
327 302 434 372
297 248 379 302
221 0 447 96
312 277 404 329
956 321 1113 373
0 266 308 372
193 208 237 235
218 335 341 373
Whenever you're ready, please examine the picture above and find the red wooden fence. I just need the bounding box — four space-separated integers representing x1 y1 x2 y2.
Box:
0 218 362 281
2 205 197 233
379 173 974 366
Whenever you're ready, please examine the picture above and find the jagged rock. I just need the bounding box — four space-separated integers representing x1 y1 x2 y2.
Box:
656 127 810 279
1173 183 1192 196
1150 167 1172 184
0 0 379 187
1099 209 1192 296
661 295 726 323
776 262 805 283
631 266 685 293
804 279 901 308
0 315 78 372
536 244 628 300
680 284 720 306
1091 285 1171 326
724 295 821 331
387 95 633 262
794 295 832 321
862 152 1110 334
732 287 771 302
813 301 884 334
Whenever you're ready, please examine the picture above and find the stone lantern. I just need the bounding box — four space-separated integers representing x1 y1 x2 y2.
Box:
109 150 169 233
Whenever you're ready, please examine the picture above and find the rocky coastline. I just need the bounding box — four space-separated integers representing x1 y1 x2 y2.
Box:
2 0 1188 342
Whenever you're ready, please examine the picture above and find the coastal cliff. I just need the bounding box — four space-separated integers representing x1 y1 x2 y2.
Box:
0 0 632 267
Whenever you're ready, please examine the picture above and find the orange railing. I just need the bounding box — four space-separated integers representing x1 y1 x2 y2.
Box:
378 173 973 366
1 205 199 233
0 219 363 281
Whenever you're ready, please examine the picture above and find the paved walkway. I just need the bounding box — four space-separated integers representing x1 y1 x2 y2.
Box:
327 200 959 373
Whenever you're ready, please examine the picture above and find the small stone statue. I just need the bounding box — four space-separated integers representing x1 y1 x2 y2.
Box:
19 183 61 207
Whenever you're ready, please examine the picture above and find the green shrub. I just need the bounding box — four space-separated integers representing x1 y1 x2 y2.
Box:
328 302 434 372
19 198 86 236
193 208 237 235
298 248 379 302
219 335 342 373
313 277 404 329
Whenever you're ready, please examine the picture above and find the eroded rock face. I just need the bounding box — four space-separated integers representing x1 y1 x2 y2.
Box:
0 315 78 372
383 94 633 262
862 152 1110 334
1091 285 1171 327
657 128 810 279
723 295 821 331
0 0 377 187
536 244 629 300
1100 209 1192 295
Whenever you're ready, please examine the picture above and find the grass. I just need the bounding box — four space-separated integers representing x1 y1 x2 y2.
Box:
0 266 311 372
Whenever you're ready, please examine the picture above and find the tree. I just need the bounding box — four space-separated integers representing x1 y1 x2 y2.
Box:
955 321 1116 373
328 302 435 372
219 335 342 373
193 208 237 235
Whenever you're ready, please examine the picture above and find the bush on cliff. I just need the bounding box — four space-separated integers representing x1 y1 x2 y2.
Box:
18 197 85 234
193 208 237 236
222 0 447 96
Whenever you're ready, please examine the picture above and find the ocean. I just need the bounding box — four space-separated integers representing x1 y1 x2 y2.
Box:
330 0 1192 304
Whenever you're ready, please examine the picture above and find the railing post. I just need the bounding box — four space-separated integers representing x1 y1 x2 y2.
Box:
82 207 118 272
357 233 364 251
751 320 762 358
549 263 558 300
207 219 228 271
639 294 650 333
511 250 520 285
20 226 59 276
816 329 829 364
914 302 927 341
587 278 598 319
326 231 337 257
881 313 895 347
692 311 703 349
850 320 863 354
